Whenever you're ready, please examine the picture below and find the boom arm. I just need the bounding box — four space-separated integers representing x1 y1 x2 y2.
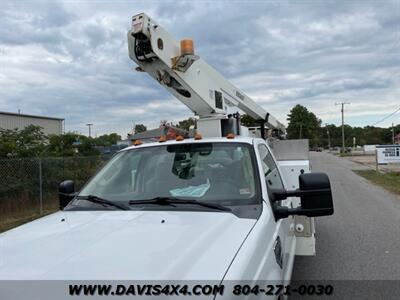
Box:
127 13 285 137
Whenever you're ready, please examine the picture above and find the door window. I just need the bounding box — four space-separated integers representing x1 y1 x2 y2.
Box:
258 144 284 190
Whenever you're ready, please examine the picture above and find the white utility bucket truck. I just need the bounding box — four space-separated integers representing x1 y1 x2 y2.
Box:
0 13 333 299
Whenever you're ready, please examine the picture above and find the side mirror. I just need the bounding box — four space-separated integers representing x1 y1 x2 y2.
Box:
272 172 334 219
59 180 75 210
298 172 333 216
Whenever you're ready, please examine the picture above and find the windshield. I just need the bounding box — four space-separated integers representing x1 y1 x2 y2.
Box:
78 142 260 206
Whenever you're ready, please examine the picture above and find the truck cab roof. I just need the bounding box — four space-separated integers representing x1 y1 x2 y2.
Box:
122 136 262 153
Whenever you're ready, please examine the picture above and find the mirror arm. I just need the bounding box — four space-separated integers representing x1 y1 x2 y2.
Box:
271 190 288 202
274 206 302 219
58 192 78 197
275 205 333 219
287 188 331 197
272 188 331 202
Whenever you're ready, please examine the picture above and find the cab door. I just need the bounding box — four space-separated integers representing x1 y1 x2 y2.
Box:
256 142 296 281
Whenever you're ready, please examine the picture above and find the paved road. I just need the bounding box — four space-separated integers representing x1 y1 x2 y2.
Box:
291 152 400 298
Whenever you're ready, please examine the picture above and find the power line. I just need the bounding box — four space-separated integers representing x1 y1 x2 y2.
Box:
371 107 400 126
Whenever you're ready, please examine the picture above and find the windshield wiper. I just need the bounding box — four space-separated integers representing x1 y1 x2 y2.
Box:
128 196 231 212
76 195 128 210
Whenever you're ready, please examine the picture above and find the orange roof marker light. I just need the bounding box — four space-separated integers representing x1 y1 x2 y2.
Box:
176 135 184 141
180 39 194 56
158 135 167 143
133 140 143 146
226 133 235 139
194 133 202 140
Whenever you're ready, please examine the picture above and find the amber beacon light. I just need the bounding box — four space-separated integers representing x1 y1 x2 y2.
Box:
180 39 194 56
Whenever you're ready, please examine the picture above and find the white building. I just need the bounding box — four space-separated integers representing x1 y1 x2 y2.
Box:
0 111 64 135
363 144 377 154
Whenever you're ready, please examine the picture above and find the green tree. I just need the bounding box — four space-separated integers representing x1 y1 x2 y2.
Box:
0 128 18 157
48 132 105 157
176 117 196 131
47 132 79 157
0 125 47 158
93 133 121 147
287 105 322 147
77 136 99 156
240 114 258 127
134 124 147 133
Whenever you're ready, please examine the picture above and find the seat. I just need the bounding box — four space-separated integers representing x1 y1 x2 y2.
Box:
145 161 188 196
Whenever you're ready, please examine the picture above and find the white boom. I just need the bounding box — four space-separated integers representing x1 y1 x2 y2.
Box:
127 13 285 138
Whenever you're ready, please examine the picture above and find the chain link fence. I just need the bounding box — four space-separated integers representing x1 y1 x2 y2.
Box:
0 156 110 221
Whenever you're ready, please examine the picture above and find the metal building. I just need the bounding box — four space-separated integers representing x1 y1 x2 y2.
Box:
0 111 64 135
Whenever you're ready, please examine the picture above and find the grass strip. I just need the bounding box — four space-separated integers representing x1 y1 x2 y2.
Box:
354 170 400 196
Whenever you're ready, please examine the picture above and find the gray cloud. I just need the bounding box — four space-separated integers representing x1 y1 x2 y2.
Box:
0 0 399 136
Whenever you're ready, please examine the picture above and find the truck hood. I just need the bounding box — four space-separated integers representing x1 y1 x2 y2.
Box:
0 210 255 280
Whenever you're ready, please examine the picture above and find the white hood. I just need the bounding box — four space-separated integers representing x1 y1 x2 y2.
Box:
0 210 256 280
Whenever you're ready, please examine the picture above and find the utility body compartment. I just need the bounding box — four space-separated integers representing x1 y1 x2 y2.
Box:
270 139 316 256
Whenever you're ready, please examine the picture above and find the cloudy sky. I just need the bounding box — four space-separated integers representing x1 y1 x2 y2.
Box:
1 0 399 137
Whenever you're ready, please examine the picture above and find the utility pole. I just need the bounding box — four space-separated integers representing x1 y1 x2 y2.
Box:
392 122 395 144
326 124 331 151
86 123 93 138
335 102 350 153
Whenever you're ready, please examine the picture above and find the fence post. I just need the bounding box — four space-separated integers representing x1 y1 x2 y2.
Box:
39 158 43 215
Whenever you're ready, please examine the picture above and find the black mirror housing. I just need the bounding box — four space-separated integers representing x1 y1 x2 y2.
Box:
298 172 333 217
272 172 334 219
59 180 75 210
